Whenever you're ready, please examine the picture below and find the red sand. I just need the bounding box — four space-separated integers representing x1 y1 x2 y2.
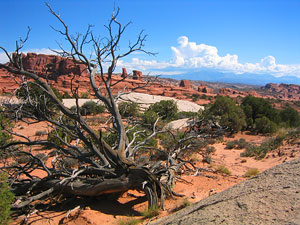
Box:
10 123 300 225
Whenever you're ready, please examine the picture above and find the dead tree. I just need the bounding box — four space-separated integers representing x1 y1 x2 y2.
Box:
0 4 199 212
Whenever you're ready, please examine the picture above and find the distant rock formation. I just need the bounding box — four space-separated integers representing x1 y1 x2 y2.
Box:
121 68 128 78
179 80 193 89
132 70 143 80
263 83 300 100
219 88 245 96
218 87 261 98
15 53 88 80
198 84 214 94
0 53 212 101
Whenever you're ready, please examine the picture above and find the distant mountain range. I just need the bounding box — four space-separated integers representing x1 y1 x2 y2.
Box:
161 70 300 86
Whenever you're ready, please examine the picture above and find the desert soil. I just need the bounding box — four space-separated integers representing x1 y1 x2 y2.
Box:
11 119 300 225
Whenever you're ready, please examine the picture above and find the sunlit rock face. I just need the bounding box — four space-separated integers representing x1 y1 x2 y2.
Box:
0 53 217 99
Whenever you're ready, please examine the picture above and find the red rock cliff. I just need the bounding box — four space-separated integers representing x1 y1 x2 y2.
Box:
0 53 217 101
17 53 88 80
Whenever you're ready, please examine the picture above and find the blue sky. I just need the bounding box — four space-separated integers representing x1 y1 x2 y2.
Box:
1 0 300 81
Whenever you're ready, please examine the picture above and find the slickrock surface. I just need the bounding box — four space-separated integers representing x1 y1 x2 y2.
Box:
117 92 204 112
63 92 204 112
163 118 192 130
152 157 300 225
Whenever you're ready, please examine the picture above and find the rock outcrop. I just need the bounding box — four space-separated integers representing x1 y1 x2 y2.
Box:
179 79 193 89
198 84 214 94
219 88 245 96
152 158 300 225
263 83 300 101
121 68 127 78
132 70 143 80
16 53 88 79
0 68 19 93
0 53 214 101
218 87 262 98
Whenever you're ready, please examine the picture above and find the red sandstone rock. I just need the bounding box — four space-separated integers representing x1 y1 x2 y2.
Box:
121 68 127 78
247 91 259 97
162 91 175 97
179 80 193 89
219 88 245 97
132 70 143 80
0 53 215 101
15 53 88 79
263 83 300 101
198 84 214 94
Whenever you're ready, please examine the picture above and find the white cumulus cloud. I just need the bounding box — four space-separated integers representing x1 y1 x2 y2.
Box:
117 36 300 78
169 36 300 77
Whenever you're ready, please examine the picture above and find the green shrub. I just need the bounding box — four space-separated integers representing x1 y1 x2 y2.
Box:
35 130 47 136
226 140 237 149
254 116 278 134
200 94 207 100
0 173 14 225
60 158 78 169
241 96 281 130
80 101 105 115
202 155 212 164
62 91 72 98
35 153 49 162
215 165 231 175
280 106 300 127
241 145 262 158
175 111 198 119
117 217 140 225
206 138 216 145
70 105 79 114
242 97 300 131
0 110 12 159
85 116 107 125
206 146 216 154
16 154 31 164
226 139 248 150
80 92 90 98
103 126 158 150
141 205 159 219
141 110 159 128
201 145 216 164
241 134 284 159
236 138 248 149
103 131 118 147
159 131 199 156
244 168 260 177
172 198 192 212
16 82 62 117
47 128 71 147
118 102 139 118
126 127 158 149
191 94 201 102
148 100 178 121
207 96 246 134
